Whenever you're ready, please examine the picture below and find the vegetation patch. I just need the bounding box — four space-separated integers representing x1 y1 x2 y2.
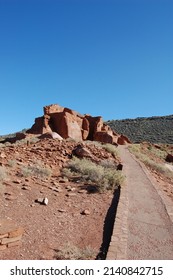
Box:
21 161 52 178
102 143 118 157
0 166 8 181
107 115 173 144
55 242 96 260
129 144 173 180
8 159 17 167
62 157 124 192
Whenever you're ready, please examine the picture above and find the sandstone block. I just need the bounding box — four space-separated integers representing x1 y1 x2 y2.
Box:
0 244 7 251
1 234 23 245
0 233 8 239
117 134 131 145
72 145 93 158
94 131 113 144
8 227 24 238
7 240 22 248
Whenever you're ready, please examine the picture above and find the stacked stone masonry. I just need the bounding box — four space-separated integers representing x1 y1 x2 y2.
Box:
27 104 131 145
0 219 24 251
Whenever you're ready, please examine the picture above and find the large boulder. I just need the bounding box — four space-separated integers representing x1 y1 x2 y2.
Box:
72 144 93 159
94 131 113 144
38 132 63 140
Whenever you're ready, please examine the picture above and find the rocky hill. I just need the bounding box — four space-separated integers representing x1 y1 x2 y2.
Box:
107 115 173 144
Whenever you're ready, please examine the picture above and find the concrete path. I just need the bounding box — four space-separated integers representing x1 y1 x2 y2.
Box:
107 145 173 259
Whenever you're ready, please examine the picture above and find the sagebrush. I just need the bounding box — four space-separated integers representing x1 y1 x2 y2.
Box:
62 157 124 192
21 161 52 178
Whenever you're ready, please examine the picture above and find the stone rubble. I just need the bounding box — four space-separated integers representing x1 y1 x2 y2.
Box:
0 219 24 251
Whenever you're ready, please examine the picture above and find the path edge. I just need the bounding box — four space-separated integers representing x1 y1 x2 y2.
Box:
106 179 129 260
130 151 173 224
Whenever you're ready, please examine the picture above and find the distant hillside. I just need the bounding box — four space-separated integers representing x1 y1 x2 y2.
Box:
107 115 173 144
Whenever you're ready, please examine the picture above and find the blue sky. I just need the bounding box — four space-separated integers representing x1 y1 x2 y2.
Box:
0 0 172 135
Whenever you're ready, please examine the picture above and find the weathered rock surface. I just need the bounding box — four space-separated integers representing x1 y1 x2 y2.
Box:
38 132 63 140
27 104 131 145
117 134 131 145
72 144 93 159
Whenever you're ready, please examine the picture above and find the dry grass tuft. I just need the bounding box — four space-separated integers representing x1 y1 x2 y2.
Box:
102 143 118 157
55 242 96 260
129 145 173 180
21 161 52 178
0 166 8 181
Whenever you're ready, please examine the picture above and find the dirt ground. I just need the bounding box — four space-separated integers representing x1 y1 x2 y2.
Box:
0 138 119 260
1 139 173 260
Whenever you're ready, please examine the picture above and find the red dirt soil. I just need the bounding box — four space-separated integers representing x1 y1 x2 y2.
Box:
0 139 120 260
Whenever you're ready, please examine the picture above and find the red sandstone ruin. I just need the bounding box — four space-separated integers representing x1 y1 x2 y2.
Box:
27 104 131 145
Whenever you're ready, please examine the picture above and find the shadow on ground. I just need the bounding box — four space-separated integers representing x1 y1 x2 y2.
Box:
96 186 120 260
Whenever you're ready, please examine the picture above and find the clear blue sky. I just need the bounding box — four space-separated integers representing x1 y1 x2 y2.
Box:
0 0 172 135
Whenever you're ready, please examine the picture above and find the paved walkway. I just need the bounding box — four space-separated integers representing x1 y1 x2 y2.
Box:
107 145 173 259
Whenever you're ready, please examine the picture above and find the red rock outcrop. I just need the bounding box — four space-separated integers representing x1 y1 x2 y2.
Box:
117 134 131 145
27 104 131 145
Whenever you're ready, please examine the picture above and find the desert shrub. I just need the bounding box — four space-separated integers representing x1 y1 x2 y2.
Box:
62 157 124 192
128 144 141 154
65 137 77 142
84 140 102 148
129 145 173 180
100 159 116 168
102 143 118 157
0 166 8 181
4 142 11 147
55 242 96 260
65 157 104 181
21 161 52 178
30 137 39 144
141 156 173 177
14 137 39 146
147 146 167 160
8 159 17 167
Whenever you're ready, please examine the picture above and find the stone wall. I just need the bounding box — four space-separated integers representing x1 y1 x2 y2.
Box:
27 103 131 145
0 219 24 250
